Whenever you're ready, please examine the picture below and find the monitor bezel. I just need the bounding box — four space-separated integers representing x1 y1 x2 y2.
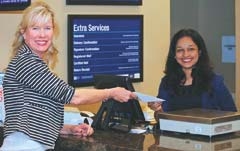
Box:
67 14 144 87
0 0 31 11
66 0 142 6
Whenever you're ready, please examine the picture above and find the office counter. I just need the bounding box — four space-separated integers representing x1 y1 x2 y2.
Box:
46 130 240 151
55 129 149 151
1 127 240 151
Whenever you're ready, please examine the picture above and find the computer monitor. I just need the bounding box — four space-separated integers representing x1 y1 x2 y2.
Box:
67 14 143 87
0 0 31 11
92 74 145 132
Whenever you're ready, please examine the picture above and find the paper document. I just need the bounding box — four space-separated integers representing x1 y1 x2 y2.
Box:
134 92 165 103
129 128 146 134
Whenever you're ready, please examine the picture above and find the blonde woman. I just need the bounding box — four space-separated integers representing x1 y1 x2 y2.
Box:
1 1 136 150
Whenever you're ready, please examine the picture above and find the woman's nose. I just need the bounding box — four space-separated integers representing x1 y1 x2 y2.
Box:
182 49 190 57
39 28 47 37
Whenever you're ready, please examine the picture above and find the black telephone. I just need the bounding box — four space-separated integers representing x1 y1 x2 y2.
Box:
92 99 134 132
92 74 145 133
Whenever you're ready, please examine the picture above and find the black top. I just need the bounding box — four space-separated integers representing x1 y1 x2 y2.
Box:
168 85 201 111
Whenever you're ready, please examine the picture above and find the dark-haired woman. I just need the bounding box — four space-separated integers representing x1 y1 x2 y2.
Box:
148 28 237 113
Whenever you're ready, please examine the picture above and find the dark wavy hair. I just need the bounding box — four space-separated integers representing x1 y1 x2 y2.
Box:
164 28 214 96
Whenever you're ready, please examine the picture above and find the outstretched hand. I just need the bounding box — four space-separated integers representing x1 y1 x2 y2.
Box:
109 87 137 102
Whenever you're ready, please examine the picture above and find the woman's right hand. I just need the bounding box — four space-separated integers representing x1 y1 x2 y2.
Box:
147 102 163 112
109 87 137 102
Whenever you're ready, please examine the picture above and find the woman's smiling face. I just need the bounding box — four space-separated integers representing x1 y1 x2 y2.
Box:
22 19 53 58
175 36 200 70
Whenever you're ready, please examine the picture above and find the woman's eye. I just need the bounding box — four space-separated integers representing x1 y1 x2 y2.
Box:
32 27 40 30
188 48 196 51
176 49 184 53
45 27 53 30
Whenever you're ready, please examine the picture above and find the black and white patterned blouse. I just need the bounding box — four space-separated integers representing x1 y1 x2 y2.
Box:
3 43 75 149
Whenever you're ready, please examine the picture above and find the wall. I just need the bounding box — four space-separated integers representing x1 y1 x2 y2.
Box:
198 0 235 93
0 0 170 113
236 0 240 109
170 0 198 37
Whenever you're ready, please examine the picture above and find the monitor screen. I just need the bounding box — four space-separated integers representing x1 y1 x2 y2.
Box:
0 0 31 11
67 14 143 87
94 74 135 91
92 74 145 131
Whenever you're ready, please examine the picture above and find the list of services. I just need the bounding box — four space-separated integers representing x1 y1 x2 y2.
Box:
71 16 143 85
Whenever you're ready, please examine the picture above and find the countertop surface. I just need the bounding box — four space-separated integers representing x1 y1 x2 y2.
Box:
1 127 240 151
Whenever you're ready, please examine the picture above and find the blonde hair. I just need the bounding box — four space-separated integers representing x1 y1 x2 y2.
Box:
11 0 59 70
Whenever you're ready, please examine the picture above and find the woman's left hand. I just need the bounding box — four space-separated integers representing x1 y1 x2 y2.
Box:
70 123 94 136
